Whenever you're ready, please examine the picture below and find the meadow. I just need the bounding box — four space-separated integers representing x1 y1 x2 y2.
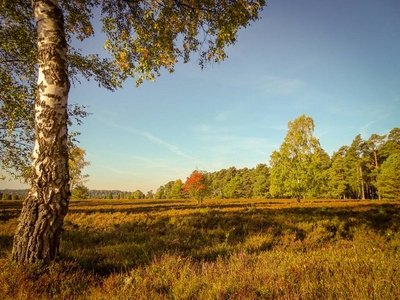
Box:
0 198 399 299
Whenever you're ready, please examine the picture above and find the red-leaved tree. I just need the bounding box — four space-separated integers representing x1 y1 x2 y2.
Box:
183 171 209 204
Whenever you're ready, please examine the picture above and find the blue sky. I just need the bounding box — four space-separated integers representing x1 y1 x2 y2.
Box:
1 0 399 193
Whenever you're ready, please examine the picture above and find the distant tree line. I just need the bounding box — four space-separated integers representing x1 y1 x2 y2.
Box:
268 116 400 201
4 117 399 202
0 189 28 200
0 188 154 201
154 117 400 201
82 190 155 200
154 164 270 200
1 193 21 200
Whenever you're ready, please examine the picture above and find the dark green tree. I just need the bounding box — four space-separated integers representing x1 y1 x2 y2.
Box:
250 164 270 199
345 135 370 199
329 146 349 199
377 153 400 199
306 147 331 198
170 179 184 199
223 174 245 199
366 134 387 200
381 128 400 159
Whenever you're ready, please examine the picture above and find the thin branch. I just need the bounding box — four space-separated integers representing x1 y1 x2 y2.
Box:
173 0 216 13
0 59 27 64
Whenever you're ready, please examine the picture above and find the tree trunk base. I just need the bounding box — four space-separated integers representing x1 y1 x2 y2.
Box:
12 191 68 264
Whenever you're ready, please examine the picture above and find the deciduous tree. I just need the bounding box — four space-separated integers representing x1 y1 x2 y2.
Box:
269 115 325 202
68 147 91 189
145 190 154 199
71 185 89 199
11 0 72 263
183 170 209 204
133 190 145 199
4 0 266 263
170 179 184 199
1 0 101 181
155 185 166 199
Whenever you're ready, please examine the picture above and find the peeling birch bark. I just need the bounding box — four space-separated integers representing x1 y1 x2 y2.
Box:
12 0 70 263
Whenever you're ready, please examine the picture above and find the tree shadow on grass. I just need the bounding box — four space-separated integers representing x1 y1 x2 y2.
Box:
59 202 400 276
70 199 188 207
0 210 20 222
68 205 198 215
0 200 23 222
1 199 399 275
67 199 298 215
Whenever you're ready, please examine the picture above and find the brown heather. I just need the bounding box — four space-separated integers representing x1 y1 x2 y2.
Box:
1 198 399 299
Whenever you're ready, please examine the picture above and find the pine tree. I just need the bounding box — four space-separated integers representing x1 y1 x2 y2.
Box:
377 153 400 199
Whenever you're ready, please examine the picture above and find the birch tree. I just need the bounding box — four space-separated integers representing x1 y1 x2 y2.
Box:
2 0 266 263
11 0 72 263
68 146 90 189
269 115 326 202
1 1 113 181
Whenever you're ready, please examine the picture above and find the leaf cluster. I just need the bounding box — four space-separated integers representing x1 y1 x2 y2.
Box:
0 0 119 180
100 0 265 85
1 0 266 181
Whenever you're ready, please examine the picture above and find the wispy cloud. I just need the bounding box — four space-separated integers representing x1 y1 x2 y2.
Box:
260 76 304 95
136 130 196 160
359 116 388 138
100 118 197 160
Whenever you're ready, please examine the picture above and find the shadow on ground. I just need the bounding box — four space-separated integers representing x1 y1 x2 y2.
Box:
1 199 399 275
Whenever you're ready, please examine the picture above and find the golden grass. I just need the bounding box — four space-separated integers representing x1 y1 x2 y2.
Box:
1 198 399 299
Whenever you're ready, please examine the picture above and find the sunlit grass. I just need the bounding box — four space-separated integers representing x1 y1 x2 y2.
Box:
0 198 399 299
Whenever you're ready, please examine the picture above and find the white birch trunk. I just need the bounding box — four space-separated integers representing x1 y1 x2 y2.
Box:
12 0 70 263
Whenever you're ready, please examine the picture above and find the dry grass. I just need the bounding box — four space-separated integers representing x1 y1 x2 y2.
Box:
1 198 399 299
